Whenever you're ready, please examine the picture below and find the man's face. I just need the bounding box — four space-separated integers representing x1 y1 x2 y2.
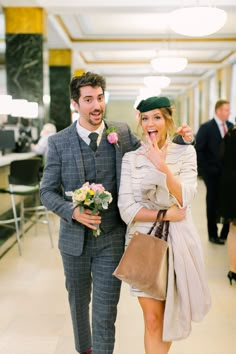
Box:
72 85 105 130
216 103 230 122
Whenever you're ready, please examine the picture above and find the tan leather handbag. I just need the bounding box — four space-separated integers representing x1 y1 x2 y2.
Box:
113 210 169 300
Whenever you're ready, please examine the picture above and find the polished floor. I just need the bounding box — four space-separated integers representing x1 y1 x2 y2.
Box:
0 179 235 354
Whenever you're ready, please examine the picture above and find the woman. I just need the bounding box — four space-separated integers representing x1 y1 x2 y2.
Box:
118 96 211 354
31 123 57 159
217 125 236 285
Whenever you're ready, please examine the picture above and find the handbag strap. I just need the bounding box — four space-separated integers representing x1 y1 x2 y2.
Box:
154 210 169 241
155 219 169 242
148 209 169 241
147 209 164 235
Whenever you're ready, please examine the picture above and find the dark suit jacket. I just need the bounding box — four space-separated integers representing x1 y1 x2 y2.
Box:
40 120 140 256
195 118 233 178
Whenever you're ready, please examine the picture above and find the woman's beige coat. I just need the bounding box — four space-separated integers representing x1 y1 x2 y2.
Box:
118 142 211 341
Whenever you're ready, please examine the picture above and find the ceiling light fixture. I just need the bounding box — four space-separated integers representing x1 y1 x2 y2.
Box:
139 87 161 100
151 56 187 73
0 95 12 115
143 76 171 89
168 6 227 37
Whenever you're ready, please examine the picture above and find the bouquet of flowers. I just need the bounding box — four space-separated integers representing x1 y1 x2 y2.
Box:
66 182 113 236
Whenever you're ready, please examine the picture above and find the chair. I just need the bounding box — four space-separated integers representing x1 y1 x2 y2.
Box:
0 158 54 255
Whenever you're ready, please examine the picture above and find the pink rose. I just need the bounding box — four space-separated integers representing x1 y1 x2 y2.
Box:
90 183 105 193
107 132 118 145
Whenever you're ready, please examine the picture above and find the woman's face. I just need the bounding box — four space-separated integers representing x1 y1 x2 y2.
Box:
141 108 167 146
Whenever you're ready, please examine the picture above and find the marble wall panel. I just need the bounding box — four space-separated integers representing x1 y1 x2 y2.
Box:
5 33 43 103
49 66 71 131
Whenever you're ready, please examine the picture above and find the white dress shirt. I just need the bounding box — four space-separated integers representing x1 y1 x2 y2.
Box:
214 116 228 138
76 120 105 146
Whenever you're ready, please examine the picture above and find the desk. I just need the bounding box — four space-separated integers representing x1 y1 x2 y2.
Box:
0 152 36 167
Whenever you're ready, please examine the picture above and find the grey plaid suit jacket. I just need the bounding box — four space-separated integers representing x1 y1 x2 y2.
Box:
40 120 140 256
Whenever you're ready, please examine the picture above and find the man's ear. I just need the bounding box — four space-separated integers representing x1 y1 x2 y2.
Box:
71 99 79 112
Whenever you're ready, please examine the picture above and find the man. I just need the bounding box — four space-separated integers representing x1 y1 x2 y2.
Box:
40 72 193 354
196 99 233 245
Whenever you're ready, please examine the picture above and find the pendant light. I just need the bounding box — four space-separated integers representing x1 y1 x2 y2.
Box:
143 76 171 89
168 6 227 37
151 56 188 73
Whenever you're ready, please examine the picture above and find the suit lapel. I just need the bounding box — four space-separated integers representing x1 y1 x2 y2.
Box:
104 121 122 190
212 119 222 139
69 122 86 183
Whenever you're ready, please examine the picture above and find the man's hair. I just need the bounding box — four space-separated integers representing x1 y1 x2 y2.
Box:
70 72 106 102
215 99 229 111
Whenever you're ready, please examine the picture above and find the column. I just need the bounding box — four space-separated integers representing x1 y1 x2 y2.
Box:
4 7 44 104
49 49 71 131
73 69 85 77
217 69 222 98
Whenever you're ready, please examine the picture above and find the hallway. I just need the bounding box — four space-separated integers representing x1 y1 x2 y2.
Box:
0 179 235 354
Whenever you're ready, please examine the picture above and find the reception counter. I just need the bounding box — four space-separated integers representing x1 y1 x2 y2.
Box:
0 152 36 168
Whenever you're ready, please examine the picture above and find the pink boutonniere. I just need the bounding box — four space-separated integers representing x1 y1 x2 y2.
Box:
106 127 119 146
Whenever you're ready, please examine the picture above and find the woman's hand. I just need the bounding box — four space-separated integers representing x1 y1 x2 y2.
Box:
164 204 186 222
139 134 168 172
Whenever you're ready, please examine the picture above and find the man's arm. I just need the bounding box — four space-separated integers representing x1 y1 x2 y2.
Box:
195 124 208 177
40 136 75 223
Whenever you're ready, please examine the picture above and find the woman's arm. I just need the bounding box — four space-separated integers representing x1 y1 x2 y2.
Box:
133 204 186 222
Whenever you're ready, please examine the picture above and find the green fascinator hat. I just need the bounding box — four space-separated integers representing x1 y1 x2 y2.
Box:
136 96 171 113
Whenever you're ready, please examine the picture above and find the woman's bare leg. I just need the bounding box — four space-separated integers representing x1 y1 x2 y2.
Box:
138 297 172 354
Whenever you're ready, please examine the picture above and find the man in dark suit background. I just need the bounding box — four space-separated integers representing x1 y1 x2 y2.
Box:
40 72 193 354
196 99 233 245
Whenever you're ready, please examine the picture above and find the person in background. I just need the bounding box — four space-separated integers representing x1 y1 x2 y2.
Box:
118 96 211 354
217 124 236 284
40 72 194 354
31 123 57 159
195 99 233 245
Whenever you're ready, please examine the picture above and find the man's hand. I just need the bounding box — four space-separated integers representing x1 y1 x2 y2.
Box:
72 207 101 231
176 124 194 143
